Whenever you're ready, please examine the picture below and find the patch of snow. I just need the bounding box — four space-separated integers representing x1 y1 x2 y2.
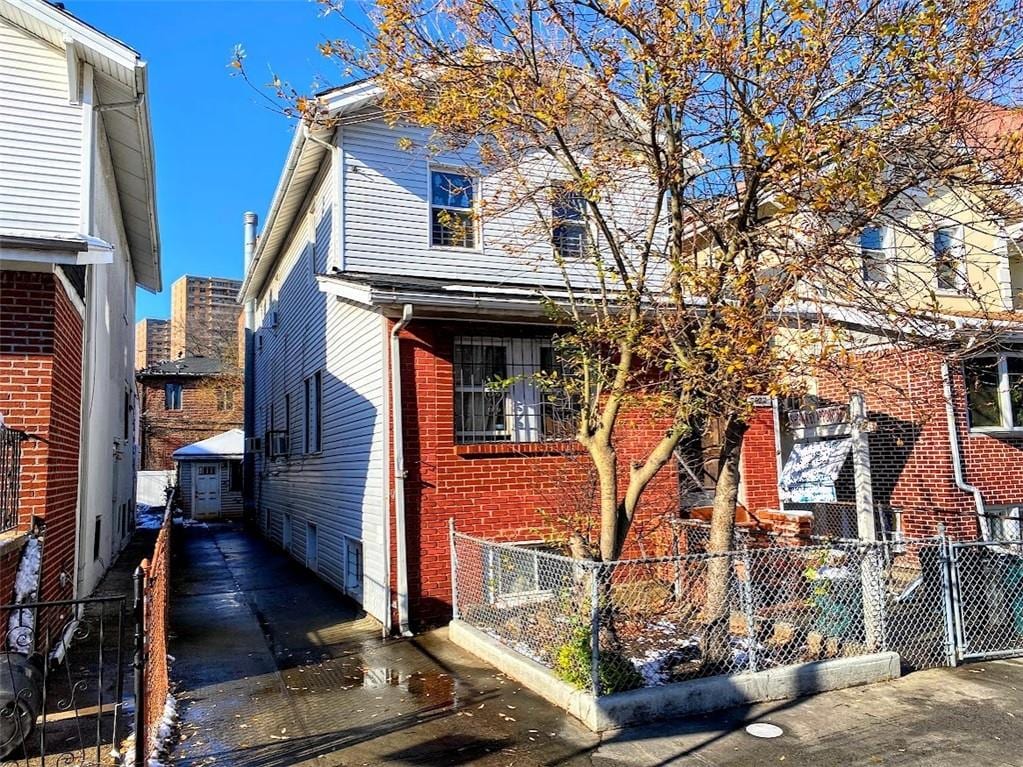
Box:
136 504 166 530
8 536 41 653
729 635 768 670
49 612 81 666
146 693 178 767
630 636 700 686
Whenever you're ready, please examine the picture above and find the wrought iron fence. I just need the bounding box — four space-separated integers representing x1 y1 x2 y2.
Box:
0 427 26 534
0 595 127 766
451 529 955 696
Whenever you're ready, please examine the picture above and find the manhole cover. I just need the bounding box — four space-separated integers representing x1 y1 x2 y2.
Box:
745 722 784 738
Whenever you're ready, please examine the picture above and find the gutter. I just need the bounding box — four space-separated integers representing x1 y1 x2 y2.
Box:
390 304 414 636
941 360 990 539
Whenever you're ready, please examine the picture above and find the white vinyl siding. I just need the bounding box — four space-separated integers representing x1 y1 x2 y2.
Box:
252 172 388 621
341 118 662 288
0 18 81 234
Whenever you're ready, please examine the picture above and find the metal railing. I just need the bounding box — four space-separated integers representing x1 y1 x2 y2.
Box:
451 528 955 695
0 426 26 533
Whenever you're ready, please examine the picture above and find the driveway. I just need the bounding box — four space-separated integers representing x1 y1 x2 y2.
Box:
170 523 1023 766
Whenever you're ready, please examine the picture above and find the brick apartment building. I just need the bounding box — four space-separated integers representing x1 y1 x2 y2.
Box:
135 317 170 369
137 356 243 470
170 275 243 362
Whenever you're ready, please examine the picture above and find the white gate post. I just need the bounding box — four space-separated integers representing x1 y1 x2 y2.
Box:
851 391 884 650
850 391 875 541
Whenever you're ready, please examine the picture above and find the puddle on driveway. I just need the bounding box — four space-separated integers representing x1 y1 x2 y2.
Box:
281 654 462 710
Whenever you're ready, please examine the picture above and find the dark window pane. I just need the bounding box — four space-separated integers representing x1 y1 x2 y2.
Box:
965 357 1002 428
552 190 585 222
1008 357 1023 428
935 226 961 291
553 223 587 260
431 209 475 248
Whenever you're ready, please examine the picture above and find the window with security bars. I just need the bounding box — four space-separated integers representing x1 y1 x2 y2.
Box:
453 335 577 443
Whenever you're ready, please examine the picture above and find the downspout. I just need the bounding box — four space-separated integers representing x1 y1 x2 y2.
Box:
391 304 414 636
941 361 990 539
243 213 258 516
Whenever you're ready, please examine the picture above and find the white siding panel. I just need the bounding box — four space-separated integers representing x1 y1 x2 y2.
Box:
341 118 663 289
0 18 81 233
253 170 388 623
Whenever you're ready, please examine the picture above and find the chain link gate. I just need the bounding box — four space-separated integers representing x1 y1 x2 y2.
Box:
948 540 1023 662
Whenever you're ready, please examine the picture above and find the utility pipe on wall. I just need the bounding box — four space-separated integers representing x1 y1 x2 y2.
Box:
390 304 414 636
242 212 258 513
941 361 990 540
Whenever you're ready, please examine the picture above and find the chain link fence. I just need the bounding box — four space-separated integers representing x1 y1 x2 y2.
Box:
452 528 959 696
951 540 1023 660
133 507 172 765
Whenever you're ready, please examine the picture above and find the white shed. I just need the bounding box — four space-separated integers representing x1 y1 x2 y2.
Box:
173 429 244 520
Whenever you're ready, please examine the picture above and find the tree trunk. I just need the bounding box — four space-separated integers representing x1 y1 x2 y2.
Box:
592 443 620 562
703 418 749 669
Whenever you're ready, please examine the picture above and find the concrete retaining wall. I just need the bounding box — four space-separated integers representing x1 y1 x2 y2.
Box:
448 619 901 732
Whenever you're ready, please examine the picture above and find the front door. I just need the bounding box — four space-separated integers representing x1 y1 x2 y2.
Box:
193 464 221 519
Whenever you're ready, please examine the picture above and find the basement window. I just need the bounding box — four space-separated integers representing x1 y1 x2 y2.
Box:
452 336 576 444
965 354 1023 432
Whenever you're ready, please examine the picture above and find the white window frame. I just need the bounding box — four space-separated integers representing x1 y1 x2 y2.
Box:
934 223 967 293
965 353 1023 433
859 225 892 285
453 336 560 444
551 185 589 261
343 536 363 600
427 165 481 251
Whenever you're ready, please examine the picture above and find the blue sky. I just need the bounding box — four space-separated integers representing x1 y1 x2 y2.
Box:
71 0 357 320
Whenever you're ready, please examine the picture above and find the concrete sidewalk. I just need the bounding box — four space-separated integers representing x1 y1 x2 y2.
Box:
169 522 1023 767
169 523 597 766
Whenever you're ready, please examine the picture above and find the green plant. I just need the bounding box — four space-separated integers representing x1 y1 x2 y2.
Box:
552 626 643 694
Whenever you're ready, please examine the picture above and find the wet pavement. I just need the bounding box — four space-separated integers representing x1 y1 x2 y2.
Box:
169 523 598 766
170 522 1023 767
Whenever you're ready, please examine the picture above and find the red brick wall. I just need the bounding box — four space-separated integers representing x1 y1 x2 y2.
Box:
741 405 781 513
812 348 981 539
394 320 680 628
138 376 242 469
0 270 83 602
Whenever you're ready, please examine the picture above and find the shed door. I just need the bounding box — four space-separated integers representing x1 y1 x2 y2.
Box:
193 464 221 519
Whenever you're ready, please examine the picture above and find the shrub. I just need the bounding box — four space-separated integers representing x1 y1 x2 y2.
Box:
553 626 643 694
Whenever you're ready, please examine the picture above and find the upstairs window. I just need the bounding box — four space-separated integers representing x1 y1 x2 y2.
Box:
216 388 234 411
859 226 888 284
430 170 476 248
934 225 965 292
965 354 1023 431
453 336 576 444
164 383 182 411
552 187 588 260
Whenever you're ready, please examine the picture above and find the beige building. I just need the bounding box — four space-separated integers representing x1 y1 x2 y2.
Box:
169 275 243 363
135 318 170 370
